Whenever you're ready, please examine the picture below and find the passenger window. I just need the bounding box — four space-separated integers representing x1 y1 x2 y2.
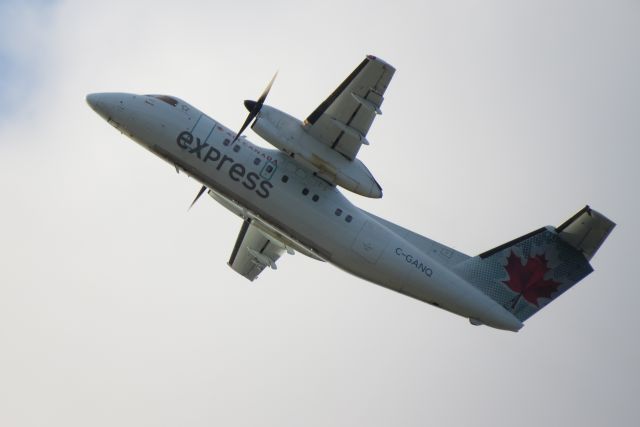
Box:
223 139 230 146
312 195 319 202
254 158 261 165
335 208 342 216
233 145 241 152
281 175 289 183
345 215 353 223
302 188 309 196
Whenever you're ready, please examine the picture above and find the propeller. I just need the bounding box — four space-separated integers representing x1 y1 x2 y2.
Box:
188 185 208 210
189 71 277 210
231 71 277 144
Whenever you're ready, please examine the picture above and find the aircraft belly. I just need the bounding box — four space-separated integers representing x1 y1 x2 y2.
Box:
143 114 461 316
145 123 520 330
328 220 522 331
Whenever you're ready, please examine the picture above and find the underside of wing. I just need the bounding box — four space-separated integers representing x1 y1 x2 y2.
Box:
304 55 395 160
208 187 325 261
228 218 286 281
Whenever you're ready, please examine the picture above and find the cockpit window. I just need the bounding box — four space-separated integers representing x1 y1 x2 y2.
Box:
148 95 178 107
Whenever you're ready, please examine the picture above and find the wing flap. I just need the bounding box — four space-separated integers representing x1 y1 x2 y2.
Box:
228 219 285 281
304 55 395 160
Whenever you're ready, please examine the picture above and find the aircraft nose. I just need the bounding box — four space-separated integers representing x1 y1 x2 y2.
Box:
87 92 116 116
86 92 129 124
86 93 100 109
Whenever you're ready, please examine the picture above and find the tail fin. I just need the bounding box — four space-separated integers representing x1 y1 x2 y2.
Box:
453 206 615 322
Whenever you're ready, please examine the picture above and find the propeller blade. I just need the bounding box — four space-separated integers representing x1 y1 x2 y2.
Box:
256 71 278 106
231 110 256 144
189 185 208 210
231 71 278 144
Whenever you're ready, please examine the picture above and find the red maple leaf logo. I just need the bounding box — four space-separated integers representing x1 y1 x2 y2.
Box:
502 251 562 309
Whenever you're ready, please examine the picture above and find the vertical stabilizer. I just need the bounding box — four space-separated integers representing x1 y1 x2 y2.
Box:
453 206 614 323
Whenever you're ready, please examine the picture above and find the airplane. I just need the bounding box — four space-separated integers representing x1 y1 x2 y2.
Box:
86 55 615 332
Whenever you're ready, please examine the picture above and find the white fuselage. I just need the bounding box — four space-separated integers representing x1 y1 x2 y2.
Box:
87 92 523 331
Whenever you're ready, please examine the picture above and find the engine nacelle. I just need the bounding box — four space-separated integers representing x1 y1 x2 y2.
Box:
251 105 382 198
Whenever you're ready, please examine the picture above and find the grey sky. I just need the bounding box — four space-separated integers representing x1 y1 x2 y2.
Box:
1 1 638 426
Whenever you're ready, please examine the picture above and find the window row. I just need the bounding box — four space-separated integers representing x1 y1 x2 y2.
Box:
334 208 353 223
279 174 353 223
280 175 321 202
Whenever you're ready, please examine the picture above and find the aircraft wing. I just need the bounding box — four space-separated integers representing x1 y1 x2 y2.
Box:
228 218 286 281
303 55 395 160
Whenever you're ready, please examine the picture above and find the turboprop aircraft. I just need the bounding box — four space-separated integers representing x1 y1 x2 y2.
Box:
87 55 615 332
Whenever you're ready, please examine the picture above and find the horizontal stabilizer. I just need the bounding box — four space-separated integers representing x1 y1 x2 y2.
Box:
556 206 616 260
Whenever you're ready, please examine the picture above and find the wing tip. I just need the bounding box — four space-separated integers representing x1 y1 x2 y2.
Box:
366 54 395 71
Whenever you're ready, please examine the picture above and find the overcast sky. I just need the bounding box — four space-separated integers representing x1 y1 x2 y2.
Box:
1 1 638 426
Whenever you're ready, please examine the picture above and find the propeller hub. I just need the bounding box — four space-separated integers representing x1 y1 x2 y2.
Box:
244 99 257 112
232 72 277 144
